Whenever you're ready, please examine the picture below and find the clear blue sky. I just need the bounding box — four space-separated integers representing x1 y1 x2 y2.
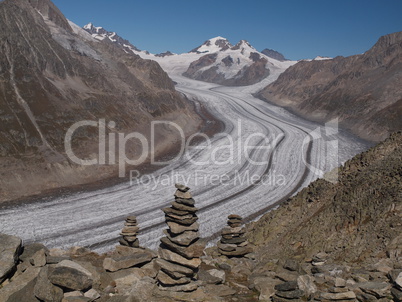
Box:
52 0 402 60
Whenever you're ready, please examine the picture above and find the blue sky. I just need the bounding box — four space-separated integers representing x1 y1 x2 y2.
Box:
52 0 402 60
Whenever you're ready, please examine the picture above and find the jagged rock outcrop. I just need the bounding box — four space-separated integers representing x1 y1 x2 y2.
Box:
0 0 201 203
156 184 205 292
261 48 288 61
258 31 402 142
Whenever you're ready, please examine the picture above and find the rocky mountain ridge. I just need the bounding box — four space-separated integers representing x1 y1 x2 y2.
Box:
258 31 402 142
0 0 201 203
261 48 288 62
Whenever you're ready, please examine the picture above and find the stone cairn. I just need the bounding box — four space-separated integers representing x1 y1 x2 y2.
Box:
156 184 205 292
218 214 251 257
119 216 140 248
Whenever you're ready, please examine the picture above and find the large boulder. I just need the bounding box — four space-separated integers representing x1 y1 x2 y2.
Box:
103 249 155 272
0 233 22 283
19 243 48 263
48 260 93 291
359 282 392 298
0 267 41 302
34 266 63 302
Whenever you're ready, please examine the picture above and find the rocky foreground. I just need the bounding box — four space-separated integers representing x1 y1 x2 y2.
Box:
0 133 401 301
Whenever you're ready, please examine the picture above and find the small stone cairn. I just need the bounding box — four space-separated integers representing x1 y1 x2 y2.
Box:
119 216 140 248
156 184 205 292
218 214 251 257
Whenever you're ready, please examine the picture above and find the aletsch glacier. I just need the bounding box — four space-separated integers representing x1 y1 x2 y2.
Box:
0 27 370 253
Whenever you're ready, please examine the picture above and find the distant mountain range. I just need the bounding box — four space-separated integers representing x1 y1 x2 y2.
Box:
82 25 296 87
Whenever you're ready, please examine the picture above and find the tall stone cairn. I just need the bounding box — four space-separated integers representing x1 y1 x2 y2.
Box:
119 216 140 248
156 184 205 292
218 214 252 257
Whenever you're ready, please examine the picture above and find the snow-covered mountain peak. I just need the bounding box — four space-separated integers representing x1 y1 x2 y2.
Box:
313 56 332 61
231 40 256 53
190 36 233 53
83 22 93 30
82 22 141 52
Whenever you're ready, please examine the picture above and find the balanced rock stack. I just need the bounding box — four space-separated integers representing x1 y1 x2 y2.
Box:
156 183 205 292
119 216 140 248
218 214 251 257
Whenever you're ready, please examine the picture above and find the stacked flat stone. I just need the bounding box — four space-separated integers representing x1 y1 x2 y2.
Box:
218 214 251 257
156 184 205 292
119 216 140 248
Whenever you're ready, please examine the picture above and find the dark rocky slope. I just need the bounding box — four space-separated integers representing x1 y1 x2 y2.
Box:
0 0 201 202
261 48 288 62
258 32 402 142
248 131 402 264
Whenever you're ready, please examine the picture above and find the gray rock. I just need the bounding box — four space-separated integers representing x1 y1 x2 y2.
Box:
84 288 100 300
276 289 304 299
0 233 22 283
127 277 157 301
389 270 402 289
359 282 392 298
19 243 48 263
5 278 39 302
160 237 205 259
157 270 191 286
220 236 247 245
48 261 93 291
175 183 190 192
0 267 41 302
167 221 199 235
175 198 195 206
330 286 350 293
320 291 356 300
103 251 154 272
275 280 298 291
165 215 198 226
30 249 47 267
174 190 192 199
388 269 402 281
283 259 300 272
207 269 226 284
164 229 199 246
171 202 198 213
297 275 317 296
64 291 84 297
335 277 347 287
34 266 63 302
217 241 237 252
221 226 245 235
391 287 402 302
158 282 199 292
46 256 71 264
62 297 91 302
155 258 195 277
219 246 252 257
251 276 281 300
158 248 201 269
